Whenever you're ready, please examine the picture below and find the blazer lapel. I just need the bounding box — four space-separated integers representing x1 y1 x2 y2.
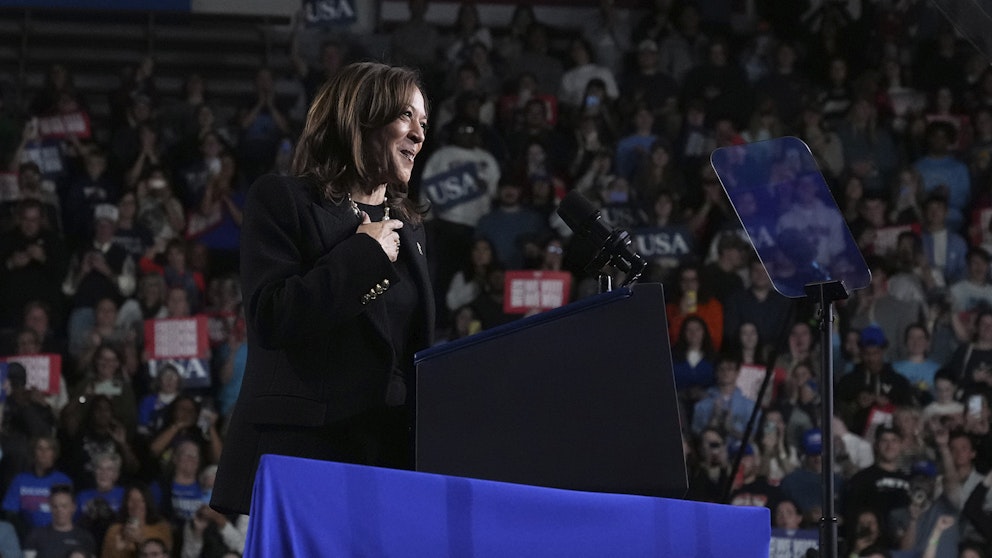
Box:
399 221 436 345
309 196 360 255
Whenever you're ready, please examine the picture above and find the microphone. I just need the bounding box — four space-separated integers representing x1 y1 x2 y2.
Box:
557 191 647 286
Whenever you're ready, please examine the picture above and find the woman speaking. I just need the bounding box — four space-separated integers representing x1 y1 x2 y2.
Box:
211 62 434 515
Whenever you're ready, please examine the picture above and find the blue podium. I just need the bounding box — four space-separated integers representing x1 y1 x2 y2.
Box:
243 454 770 557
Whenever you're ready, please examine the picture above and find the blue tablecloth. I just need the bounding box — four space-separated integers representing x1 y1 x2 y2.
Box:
245 454 770 557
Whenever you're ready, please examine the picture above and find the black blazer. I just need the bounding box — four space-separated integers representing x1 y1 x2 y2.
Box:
211 174 435 514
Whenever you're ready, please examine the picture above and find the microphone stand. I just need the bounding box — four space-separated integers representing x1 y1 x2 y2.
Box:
722 355 777 505
803 280 848 558
598 273 613 294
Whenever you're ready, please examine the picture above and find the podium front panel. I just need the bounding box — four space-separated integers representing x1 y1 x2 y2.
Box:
245 455 769 558
415 284 687 499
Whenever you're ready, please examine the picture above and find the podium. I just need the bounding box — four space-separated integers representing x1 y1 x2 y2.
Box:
415 283 687 499
243 454 771 557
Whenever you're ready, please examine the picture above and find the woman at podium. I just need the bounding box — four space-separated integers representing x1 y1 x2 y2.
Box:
210 62 434 515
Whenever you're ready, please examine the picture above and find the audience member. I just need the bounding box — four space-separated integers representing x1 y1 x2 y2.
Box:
1 436 73 539
23 484 96 558
101 484 172 558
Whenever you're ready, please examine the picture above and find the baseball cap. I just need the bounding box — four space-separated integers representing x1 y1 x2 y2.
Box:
859 325 888 348
911 460 937 478
802 428 822 455
728 439 755 456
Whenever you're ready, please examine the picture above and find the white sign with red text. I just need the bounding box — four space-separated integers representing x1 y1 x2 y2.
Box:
503 271 571 314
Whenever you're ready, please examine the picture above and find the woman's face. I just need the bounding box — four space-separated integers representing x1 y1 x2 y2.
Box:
739 323 759 350
792 364 812 385
126 488 146 520
118 193 137 220
372 88 427 187
527 143 546 165
94 457 120 490
654 194 673 219
651 146 670 167
789 324 811 354
141 277 163 302
774 500 802 530
905 327 929 357
160 369 180 394
934 378 955 403
173 398 197 426
684 320 705 347
95 299 117 327
95 349 120 380
471 240 493 267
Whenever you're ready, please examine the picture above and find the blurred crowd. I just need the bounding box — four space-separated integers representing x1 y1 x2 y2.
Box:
1 0 992 556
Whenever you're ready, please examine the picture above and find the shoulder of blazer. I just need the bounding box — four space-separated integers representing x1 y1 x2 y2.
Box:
246 174 315 212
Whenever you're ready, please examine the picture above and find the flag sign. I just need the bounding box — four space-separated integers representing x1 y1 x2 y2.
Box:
302 0 357 26
422 162 486 214
632 226 695 266
503 270 571 314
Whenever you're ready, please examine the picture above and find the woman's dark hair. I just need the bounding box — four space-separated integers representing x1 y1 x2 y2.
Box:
728 321 769 366
120 483 163 525
89 342 125 379
459 237 499 282
292 62 428 224
672 315 715 360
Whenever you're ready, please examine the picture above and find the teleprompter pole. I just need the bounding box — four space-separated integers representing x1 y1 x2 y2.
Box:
804 280 849 558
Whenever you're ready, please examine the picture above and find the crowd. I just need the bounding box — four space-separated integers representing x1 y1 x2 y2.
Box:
0 0 991 556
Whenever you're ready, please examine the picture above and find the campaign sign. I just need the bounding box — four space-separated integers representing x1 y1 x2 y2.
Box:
503 271 571 314
37 112 92 140
422 162 485 214
302 0 357 26
0 354 62 395
769 529 818 558
632 226 695 267
21 140 64 175
736 364 766 402
145 316 211 388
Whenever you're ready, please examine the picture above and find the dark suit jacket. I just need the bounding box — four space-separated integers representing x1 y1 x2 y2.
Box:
211 174 435 514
